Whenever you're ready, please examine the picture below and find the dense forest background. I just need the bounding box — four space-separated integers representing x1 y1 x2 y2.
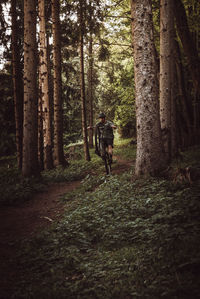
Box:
0 0 200 175
0 1 200 298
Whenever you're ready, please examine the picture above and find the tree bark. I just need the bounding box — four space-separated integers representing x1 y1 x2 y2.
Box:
22 0 38 177
170 23 178 157
174 38 193 148
38 87 44 170
52 0 65 166
174 0 200 95
160 0 173 160
46 32 54 148
88 32 94 148
79 0 91 161
11 0 23 169
131 0 166 176
39 0 53 170
87 0 94 148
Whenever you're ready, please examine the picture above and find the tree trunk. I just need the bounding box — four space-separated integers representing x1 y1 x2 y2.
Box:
52 0 65 166
160 0 173 161
170 23 178 157
38 87 44 170
39 0 53 170
79 0 91 161
174 0 200 96
131 0 166 176
88 32 94 148
174 38 193 148
22 0 38 177
88 0 94 148
46 32 54 148
11 0 23 169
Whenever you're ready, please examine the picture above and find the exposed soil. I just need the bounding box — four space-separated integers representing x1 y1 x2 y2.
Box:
0 180 81 298
112 156 134 174
0 157 133 298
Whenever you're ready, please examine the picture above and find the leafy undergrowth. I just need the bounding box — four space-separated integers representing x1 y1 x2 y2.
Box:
13 149 200 298
0 165 46 206
0 138 134 206
42 156 102 183
171 146 200 169
114 137 136 161
0 151 103 206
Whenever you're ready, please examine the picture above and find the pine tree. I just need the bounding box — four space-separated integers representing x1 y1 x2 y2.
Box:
159 0 173 160
52 0 65 166
88 0 94 148
79 0 91 161
11 0 23 169
131 0 166 176
174 0 200 144
22 0 39 176
174 0 200 96
39 0 53 170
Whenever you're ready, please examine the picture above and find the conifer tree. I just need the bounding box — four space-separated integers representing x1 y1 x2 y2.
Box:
39 0 53 170
22 0 38 176
131 0 166 176
52 0 65 166
160 0 174 160
11 0 23 169
88 0 94 148
79 0 91 161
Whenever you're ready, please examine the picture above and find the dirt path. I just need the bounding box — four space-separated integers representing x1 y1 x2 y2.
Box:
113 156 134 174
0 180 81 298
0 157 134 298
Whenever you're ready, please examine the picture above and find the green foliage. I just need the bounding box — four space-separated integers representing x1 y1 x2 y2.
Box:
0 162 45 206
42 158 101 183
96 15 136 135
98 45 110 61
114 137 136 161
171 146 200 169
11 146 200 299
0 149 102 206
113 60 136 137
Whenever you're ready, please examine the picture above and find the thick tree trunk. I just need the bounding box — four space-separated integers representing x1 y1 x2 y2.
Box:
79 0 91 161
22 0 38 177
11 0 23 169
39 0 53 170
160 0 173 160
174 0 200 144
131 0 166 176
52 0 65 166
174 0 200 96
88 32 94 148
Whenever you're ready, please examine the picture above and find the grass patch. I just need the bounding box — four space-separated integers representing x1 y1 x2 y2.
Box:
114 137 136 161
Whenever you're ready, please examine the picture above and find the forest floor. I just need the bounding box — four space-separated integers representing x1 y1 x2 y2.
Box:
0 142 200 299
0 155 133 298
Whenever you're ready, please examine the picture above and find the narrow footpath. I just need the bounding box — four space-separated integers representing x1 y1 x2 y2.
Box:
0 157 133 298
